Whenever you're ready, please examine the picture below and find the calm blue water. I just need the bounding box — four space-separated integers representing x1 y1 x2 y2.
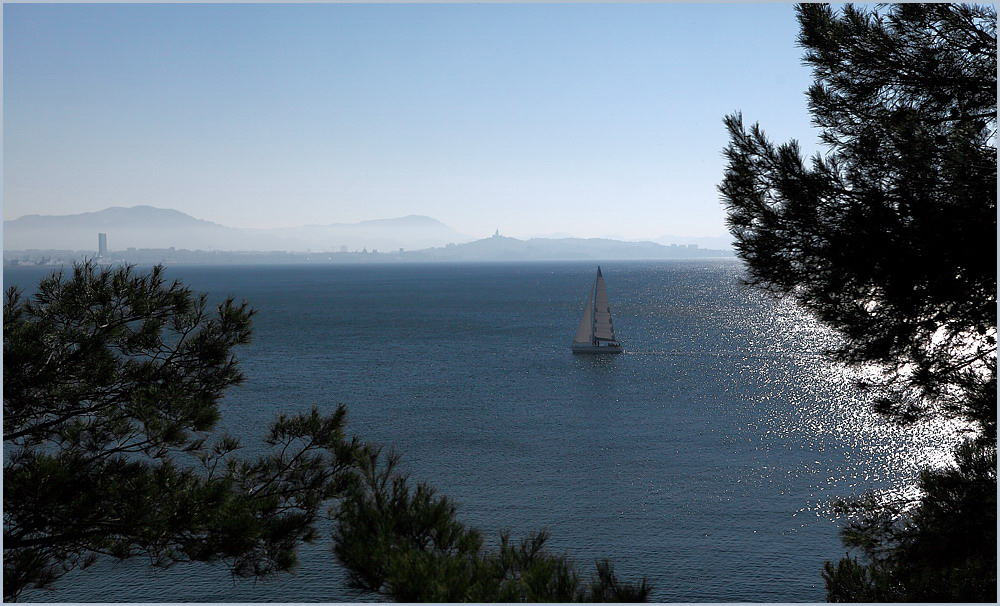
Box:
5 260 957 602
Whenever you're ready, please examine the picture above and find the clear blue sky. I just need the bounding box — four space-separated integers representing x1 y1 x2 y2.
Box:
4 2 821 240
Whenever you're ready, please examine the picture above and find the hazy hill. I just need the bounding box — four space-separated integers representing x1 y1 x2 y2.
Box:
3 206 472 252
9 206 209 230
251 215 473 251
415 234 732 261
4 206 273 251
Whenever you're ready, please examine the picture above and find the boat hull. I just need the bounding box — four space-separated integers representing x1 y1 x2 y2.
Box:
571 342 624 354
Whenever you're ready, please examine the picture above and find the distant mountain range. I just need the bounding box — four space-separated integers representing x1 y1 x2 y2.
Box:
3 206 474 252
3 206 734 262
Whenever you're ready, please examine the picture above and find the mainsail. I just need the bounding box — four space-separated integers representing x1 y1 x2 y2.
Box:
592 268 616 341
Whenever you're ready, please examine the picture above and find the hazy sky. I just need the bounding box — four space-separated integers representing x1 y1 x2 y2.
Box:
4 2 823 240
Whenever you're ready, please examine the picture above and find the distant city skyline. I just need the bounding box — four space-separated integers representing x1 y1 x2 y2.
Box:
4 3 822 240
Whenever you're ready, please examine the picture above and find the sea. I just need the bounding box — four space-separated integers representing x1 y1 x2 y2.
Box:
5 259 959 603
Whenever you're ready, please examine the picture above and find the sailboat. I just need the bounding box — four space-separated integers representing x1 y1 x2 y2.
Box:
571 266 624 354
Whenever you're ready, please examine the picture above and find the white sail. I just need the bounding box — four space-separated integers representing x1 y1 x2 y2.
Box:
573 290 594 345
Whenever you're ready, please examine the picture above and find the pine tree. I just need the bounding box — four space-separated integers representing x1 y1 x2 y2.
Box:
333 444 653 602
3 262 359 601
719 3 996 601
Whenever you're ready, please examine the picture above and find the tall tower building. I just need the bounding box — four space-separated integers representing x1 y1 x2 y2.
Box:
98 233 108 258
